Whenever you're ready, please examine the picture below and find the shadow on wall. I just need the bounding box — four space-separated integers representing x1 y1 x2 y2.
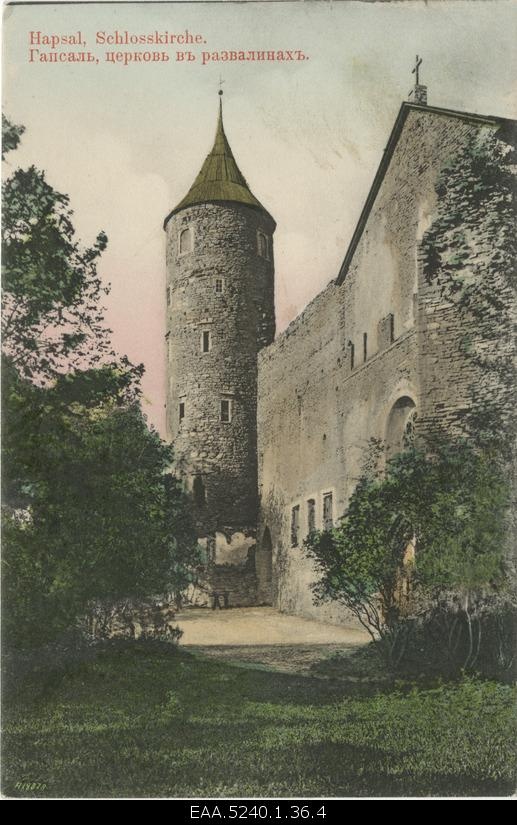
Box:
385 396 417 459
255 526 273 605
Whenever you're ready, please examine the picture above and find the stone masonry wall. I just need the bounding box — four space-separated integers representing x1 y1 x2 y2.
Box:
416 122 516 442
258 107 505 624
258 305 417 623
166 201 275 605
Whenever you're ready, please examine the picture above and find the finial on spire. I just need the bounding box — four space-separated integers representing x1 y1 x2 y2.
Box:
218 74 225 119
408 54 427 106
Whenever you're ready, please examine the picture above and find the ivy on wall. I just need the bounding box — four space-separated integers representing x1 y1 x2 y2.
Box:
420 126 517 455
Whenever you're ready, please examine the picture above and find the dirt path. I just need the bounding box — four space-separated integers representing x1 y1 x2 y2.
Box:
177 607 370 675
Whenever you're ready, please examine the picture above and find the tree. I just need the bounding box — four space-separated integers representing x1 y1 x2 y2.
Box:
2 116 115 382
304 440 510 671
2 361 198 648
304 473 413 667
2 116 198 649
2 114 25 159
408 442 509 672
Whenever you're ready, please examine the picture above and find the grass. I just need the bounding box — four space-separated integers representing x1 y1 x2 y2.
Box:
2 642 516 798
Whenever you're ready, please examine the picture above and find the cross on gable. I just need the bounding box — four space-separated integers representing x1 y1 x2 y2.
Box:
412 55 422 86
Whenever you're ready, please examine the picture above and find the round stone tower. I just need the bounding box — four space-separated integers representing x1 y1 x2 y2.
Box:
164 95 276 605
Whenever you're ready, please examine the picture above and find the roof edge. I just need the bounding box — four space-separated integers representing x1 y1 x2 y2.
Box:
335 101 515 285
163 198 276 231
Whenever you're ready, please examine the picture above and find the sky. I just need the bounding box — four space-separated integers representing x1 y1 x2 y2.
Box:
3 0 517 434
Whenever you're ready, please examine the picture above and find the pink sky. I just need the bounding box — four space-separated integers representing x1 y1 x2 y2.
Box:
3 0 517 434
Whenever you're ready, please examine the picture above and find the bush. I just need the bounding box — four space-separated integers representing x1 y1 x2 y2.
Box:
304 439 512 676
2 364 198 650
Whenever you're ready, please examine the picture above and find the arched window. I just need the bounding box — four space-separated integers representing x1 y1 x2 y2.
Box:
385 396 417 459
257 230 269 259
403 409 418 449
179 227 193 255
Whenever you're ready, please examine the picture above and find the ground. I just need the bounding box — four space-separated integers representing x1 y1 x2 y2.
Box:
2 608 516 798
179 607 370 674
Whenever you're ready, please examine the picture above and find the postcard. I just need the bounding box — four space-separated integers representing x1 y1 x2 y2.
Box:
2 0 516 802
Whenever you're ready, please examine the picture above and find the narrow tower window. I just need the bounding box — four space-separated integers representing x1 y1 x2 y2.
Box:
166 285 172 306
348 340 355 370
257 230 269 259
363 332 368 363
220 398 232 423
215 277 225 295
307 499 316 534
179 227 193 255
179 401 185 422
202 330 211 353
389 313 395 344
291 505 300 548
323 492 333 531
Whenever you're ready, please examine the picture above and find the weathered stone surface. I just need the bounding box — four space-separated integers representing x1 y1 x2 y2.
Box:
166 104 516 622
256 108 515 623
166 200 275 605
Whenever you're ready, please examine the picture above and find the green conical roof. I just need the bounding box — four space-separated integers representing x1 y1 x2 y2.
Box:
164 99 274 226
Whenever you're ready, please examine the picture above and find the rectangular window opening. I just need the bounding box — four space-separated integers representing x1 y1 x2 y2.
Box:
323 492 333 531
179 402 185 422
307 499 316 534
220 398 232 423
291 505 300 548
363 332 368 363
348 341 355 370
215 278 224 295
202 330 211 353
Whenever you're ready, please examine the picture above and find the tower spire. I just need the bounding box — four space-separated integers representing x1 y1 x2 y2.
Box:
164 92 275 227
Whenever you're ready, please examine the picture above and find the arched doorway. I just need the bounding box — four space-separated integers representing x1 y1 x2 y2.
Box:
255 527 273 605
385 396 417 459
193 475 206 508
